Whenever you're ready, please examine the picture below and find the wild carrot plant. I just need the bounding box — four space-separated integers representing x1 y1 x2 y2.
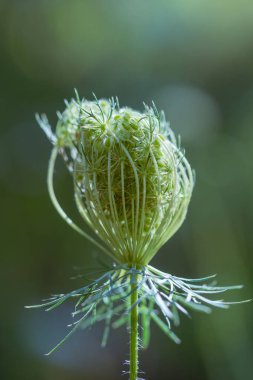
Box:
28 92 247 380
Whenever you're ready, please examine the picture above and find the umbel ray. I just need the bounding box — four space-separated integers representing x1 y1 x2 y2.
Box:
27 91 248 380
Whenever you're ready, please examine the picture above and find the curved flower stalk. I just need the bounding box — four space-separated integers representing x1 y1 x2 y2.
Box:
29 92 247 380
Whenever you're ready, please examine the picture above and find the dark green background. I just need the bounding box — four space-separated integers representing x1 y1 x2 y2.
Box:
1 1 252 379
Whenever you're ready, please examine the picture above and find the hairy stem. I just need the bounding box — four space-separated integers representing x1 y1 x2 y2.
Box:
130 274 139 380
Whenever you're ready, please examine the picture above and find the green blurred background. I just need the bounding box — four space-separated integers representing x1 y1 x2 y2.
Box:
1 0 252 379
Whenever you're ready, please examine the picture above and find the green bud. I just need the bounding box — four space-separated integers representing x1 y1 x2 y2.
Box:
52 96 194 265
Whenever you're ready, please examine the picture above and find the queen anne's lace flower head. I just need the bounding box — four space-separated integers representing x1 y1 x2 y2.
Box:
48 96 194 265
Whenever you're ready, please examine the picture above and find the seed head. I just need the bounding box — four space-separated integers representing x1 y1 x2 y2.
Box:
49 95 194 265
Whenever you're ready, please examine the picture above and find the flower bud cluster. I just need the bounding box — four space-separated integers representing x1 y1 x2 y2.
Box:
48 96 194 265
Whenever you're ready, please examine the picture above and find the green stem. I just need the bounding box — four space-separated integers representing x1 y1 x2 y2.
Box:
130 275 139 380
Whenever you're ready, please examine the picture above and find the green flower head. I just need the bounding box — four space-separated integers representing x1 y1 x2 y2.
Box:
44 94 194 265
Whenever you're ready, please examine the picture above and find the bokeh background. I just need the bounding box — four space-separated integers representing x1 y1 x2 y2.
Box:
1 0 253 379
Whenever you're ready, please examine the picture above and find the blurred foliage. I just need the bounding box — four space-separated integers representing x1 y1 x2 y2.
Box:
0 1 252 380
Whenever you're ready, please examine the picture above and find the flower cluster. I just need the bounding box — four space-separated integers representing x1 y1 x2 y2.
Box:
38 94 193 266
